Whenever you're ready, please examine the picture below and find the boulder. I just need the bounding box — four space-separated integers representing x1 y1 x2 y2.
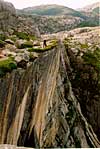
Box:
5 39 14 45
0 0 16 30
15 53 29 63
5 44 16 51
15 39 26 49
2 49 16 57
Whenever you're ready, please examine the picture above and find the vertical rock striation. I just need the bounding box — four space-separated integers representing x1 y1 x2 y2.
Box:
0 41 100 148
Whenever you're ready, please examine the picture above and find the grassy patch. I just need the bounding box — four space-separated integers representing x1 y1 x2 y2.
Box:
28 47 45 52
0 58 17 77
80 43 89 49
14 31 36 41
28 43 57 52
9 36 17 42
19 41 33 49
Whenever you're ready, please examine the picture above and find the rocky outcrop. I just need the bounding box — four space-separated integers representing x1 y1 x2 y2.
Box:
0 1 40 37
0 0 16 31
0 41 100 148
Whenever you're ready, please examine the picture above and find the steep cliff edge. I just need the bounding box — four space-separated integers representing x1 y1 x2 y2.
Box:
0 41 100 148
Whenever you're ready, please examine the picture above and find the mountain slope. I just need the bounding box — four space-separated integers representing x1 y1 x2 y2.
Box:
22 4 86 19
17 4 99 34
76 2 99 28
80 2 100 12
17 5 87 34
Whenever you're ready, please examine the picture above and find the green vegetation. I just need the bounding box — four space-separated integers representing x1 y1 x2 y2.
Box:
93 7 99 14
9 36 17 42
28 47 46 52
14 32 29 40
80 43 89 49
0 40 5 47
0 34 6 41
23 5 87 19
77 19 99 27
31 7 64 16
70 11 87 19
0 58 17 77
14 31 36 40
19 41 33 49
83 47 100 71
28 42 57 52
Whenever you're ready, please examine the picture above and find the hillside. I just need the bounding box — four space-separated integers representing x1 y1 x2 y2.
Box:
22 4 86 19
76 2 99 28
17 4 99 34
79 2 99 14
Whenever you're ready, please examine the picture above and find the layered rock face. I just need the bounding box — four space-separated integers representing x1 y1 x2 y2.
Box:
0 41 100 148
0 0 16 31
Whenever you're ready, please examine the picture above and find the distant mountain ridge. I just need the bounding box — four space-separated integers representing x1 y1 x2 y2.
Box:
22 4 86 19
17 3 99 34
79 2 99 11
78 2 99 15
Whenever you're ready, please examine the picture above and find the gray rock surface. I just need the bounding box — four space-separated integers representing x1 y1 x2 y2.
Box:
0 0 16 31
0 41 100 148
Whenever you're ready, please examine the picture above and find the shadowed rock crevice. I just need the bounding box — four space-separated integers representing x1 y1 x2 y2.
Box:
65 45 100 141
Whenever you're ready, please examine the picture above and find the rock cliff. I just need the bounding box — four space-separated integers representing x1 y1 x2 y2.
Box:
0 0 40 37
0 0 16 31
0 41 100 148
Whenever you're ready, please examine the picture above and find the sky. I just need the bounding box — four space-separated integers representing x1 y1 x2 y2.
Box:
4 0 99 9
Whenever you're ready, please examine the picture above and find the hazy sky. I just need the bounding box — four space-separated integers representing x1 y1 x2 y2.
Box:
5 0 99 9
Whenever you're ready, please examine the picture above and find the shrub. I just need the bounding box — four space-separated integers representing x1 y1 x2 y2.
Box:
9 36 17 42
80 43 89 49
15 32 29 40
0 40 5 48
0 34 6 41
0 58 17 77
29 35 37 40
14 31 36 41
